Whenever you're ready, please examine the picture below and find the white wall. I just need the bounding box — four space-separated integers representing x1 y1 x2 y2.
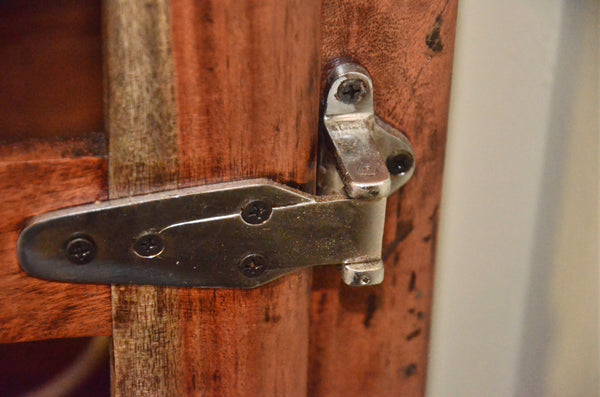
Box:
427 1 599 396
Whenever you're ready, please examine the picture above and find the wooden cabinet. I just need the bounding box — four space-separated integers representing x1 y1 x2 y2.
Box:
0 1 457 395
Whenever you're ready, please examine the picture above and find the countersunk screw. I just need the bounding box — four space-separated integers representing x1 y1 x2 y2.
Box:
239 254 267 278
66 236 96 265
386 152 414 176
337 78 368 104
241 200 272 225
133 233 164 258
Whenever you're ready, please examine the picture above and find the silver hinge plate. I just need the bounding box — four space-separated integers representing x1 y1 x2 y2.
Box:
17 62 415 289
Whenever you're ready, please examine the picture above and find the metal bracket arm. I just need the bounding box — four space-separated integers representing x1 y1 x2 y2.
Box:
18 180 385 289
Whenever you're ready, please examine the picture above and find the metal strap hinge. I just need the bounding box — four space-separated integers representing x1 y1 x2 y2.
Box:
17 62 415 289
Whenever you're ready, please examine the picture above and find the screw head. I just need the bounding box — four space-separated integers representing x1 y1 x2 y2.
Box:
386 152 414 176
239 254 267 278
133 233 164 258
65 236 96 265
337 78 368 104
241 200 272 225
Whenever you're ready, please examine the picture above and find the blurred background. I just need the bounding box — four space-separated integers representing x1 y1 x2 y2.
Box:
427 0 599 396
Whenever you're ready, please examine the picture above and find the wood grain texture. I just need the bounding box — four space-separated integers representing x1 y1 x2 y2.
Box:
309 1 458 396
0 0 108 343
0 136 110 343
104 1 183 396
104 0 179 196
0 2 456 395
173 0 320 188
107 0 320 395
172 0 320 394
0 0 103 141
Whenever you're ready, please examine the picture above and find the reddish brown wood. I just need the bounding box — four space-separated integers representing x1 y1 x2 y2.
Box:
173 0 319 188
0 2 108 341
0 2 457 395
0 0 103 141
172 1 320 394
0 136 110 343
106 0 321 395
0 0 109 343
308 1 458 396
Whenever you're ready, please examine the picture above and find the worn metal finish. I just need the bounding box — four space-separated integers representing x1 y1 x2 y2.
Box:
340 260 385 286
17 62 416 289
65 236 96 265
18 179 386 288
321 63 415 200
241 200 273 225
318 62 416 285
336 78 367 105
133 233 165 258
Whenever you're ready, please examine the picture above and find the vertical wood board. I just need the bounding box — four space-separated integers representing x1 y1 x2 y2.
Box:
107 0 321 395
309 1 458 395
105 1 184 395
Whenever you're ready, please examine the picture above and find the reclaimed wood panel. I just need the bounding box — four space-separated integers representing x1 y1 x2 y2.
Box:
107 0 320 395
0 3 456 395
308 1 458 396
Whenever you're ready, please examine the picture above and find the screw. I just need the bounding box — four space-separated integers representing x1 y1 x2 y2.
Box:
66 236 96 265
241 200 272 225
386 152 414 176
133 233 164 258
337 78 368 104
357 275 371 286
239 254 267 278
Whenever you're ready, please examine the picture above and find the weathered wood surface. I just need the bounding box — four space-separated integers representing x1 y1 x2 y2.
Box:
0 2 457 395
0 135 111 343
308 1 458 396
104 1 182 395
107 0 320 395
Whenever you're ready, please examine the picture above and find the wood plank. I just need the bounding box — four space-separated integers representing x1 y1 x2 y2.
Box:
107 0 320 395
173 0 319 188
104 1 183 395
309 1 458 395
171 1 320 391
0 136 110 343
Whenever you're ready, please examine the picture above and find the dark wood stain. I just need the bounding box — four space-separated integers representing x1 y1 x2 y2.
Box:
406 328 422 341
409 271 417 292
264 306 282 323
405 363 418 377
168 1 321 394
426 16 444 53
363 293 378 328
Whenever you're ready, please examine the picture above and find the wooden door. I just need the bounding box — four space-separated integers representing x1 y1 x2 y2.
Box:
0 1 457 395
